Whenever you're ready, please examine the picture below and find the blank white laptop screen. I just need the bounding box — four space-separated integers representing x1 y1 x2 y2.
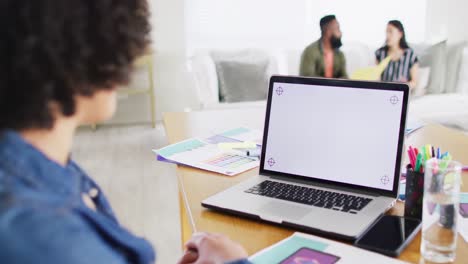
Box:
263 82 405 191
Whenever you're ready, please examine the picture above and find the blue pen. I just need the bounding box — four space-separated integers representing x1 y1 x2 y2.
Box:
437 147 440 159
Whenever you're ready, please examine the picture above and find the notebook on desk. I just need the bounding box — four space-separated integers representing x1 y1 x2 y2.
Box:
250 232 408 264
202 76 409 241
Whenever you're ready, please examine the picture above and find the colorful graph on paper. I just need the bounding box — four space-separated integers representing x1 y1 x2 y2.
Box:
204 154 257 169
154 127 261 176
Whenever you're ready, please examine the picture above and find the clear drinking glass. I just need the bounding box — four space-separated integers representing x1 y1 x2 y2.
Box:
421 158 461 263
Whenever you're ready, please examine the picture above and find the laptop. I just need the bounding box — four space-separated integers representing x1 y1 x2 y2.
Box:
202 76 409 241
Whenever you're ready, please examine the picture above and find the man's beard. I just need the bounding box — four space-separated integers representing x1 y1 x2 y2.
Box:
330 35 342 49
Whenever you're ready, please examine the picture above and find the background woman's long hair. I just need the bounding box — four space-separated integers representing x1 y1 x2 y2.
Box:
385 20 410 50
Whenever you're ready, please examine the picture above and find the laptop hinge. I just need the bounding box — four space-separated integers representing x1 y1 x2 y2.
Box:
270 175 379 197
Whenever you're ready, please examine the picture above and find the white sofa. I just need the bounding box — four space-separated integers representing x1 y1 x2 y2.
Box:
188 42 468 131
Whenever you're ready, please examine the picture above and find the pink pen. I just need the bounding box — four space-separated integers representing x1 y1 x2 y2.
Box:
411 148 417 168
407 149 414 168
408 146 416 168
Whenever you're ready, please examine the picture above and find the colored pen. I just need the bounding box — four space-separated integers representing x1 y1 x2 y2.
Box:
415 153 422 173
431 146 435 158
463 166 468 172
447 153 452 161
407 147 415 168
219 141 257 150
425 145 431 160
233 148 261 158
441 151 449 159
437 147 440 159
440 155 450 171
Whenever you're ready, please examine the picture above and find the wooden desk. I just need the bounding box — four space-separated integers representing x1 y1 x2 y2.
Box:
163 108 468 263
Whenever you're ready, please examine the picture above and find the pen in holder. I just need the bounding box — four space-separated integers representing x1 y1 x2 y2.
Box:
404 164 425 220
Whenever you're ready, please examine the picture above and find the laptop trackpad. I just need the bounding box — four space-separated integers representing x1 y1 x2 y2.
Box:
258 202 309 221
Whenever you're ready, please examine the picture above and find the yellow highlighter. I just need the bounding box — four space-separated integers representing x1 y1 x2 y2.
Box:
218 141 257 150
425 144 432 160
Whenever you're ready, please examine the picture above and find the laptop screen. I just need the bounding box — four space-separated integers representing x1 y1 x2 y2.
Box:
262 79 407 192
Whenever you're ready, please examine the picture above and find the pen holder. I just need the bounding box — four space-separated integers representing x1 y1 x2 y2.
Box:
404 165 425 220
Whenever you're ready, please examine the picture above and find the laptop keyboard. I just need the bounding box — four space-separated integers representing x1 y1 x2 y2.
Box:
245 180 373 214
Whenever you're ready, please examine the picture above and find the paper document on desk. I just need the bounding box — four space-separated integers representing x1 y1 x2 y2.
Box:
459 193 468 242
405 118 426 135
219 127 263 145
459 216 468 242
153 127 261 176
250 232 408 264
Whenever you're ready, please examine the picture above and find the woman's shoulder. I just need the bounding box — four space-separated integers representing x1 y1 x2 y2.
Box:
0 167 74 212
376 46 387 52
404 48 417 56
403 48 419 63
375 46 387 55
0 200 130 264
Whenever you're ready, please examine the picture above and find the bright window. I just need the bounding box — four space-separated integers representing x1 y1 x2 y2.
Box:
185 0 427 52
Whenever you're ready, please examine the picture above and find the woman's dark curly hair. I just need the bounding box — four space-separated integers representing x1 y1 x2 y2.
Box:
0 0 151 130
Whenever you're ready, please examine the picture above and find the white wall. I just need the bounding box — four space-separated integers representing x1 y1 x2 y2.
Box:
186 0 309 52
305 0 427 47
113 0 438 124
425 0 468 43
109 0 197 124
186 0 427 53
150 0 197 118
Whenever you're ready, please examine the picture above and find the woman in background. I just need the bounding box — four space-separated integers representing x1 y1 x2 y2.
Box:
375 20 419 90
0 0 249 263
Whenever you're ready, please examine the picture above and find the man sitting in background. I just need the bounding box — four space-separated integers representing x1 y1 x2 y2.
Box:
300 15 347 79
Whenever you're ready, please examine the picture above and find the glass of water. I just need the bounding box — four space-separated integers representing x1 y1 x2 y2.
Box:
421 158 461 263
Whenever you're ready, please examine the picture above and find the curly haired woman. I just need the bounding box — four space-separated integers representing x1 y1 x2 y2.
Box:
0 1 250 263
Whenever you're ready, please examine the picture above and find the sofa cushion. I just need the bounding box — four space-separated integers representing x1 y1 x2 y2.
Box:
341 42 375 78
211 50 272 103
412 66 431 97
444 42 467 93
284 49 303 76
413 41 447 94
189 53 219 106
455 46 468 94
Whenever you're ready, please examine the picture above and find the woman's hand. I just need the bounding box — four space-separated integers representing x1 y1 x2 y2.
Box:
397 76 417 90
408 63 419 91
177 232 248 264
397 76 408 83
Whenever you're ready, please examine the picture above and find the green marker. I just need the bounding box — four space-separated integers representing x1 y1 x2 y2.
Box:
415 153 422 172
421 147 426 161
